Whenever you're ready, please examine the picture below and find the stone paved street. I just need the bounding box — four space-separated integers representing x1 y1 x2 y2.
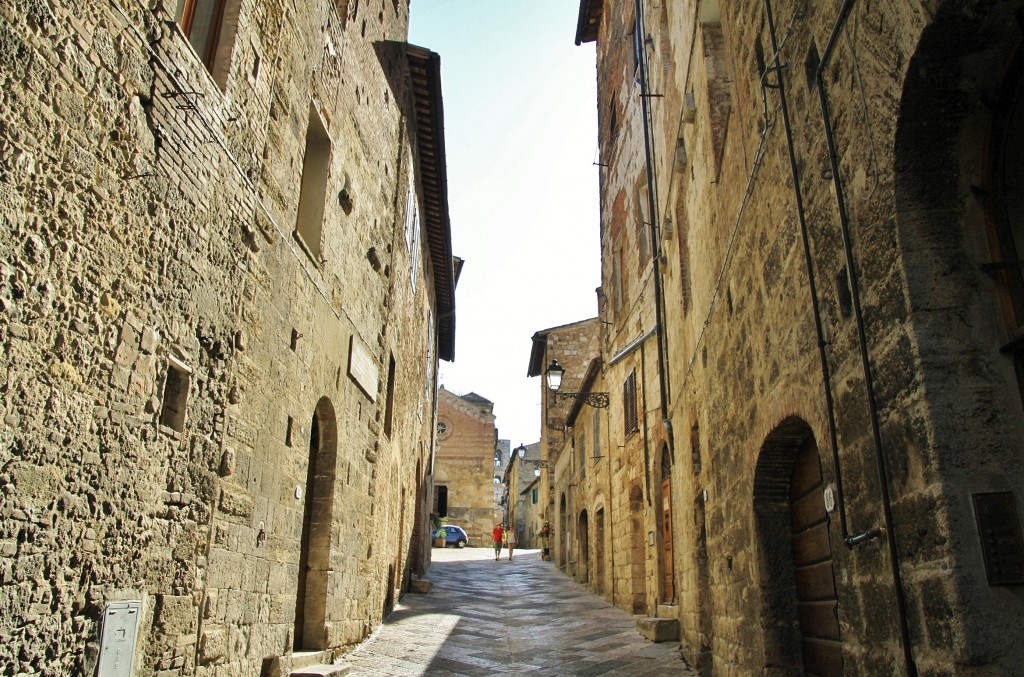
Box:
335 548 696 676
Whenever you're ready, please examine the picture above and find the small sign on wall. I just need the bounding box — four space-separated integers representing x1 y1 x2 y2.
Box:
97 600 142 677
973 491 1024 586
349 335 379 401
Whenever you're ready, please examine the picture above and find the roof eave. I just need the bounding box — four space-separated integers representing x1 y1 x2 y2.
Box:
407 44 457 362
575 0 603 45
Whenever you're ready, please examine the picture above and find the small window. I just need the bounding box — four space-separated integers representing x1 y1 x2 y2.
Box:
405 182 421 290
578 432 586 480
295 104 331 261
384 355 396 438
160 357 191 432
637 182 651 267
531 487 538 504
623 370 639 438
435 485 448 517
174 0 240 85
593 409 601 462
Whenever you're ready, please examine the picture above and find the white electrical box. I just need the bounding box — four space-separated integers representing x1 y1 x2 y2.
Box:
97 600 142 677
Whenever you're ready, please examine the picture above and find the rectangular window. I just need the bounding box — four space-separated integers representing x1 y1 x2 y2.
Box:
531 487 538 504
632 10 644 86
384 354 396 438
593 409 601 462
405 182 421 290
578 432 586 480
295 104 331 261
425 310 434 396
174 0 240 86
160 356 191 432
176 0 226 69
637 182 651 267
623 369 639 438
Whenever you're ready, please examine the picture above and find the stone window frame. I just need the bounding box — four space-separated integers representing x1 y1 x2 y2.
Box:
159 354 192 433
294 102 333 265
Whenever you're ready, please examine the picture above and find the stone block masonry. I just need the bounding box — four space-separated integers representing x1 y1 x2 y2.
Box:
0 0 449 675
561 0 1024 675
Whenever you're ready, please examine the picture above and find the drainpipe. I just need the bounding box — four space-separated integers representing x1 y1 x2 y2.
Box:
760 0 850 549
808 1 918 674
634 0 673 446
641 341 652 506
607 408 616 603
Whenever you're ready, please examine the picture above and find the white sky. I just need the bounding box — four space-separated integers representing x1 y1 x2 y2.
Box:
409 2 601 448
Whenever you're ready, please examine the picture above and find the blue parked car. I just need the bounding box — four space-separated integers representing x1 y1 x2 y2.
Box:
440 525 468 548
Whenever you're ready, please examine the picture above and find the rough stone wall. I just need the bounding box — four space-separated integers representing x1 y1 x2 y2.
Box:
434 388 497 545
587 0 672 622
535 320 597 565
0 0 444 674
576 0 1024 674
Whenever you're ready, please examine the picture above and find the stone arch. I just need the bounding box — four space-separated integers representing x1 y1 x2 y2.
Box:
577 509 590 584
294 396 339 651
657 443 675 603
628 482 646 614
558 493 568 568
894 3 1024 432
411 457 425 577
892 4 1024 666
594 504 606 595
753 416 839 676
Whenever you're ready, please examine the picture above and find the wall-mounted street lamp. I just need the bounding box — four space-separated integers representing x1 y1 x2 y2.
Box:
545 359 609 408
515 443 548 477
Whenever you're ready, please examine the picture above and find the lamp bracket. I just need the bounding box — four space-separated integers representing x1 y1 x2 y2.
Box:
555 391 610 409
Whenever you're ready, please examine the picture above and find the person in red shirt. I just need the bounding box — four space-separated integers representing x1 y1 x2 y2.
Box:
492 524 504 561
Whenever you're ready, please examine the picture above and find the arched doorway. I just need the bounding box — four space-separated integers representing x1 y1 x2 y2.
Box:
628 483 646 614
753 417 841 676
578 509 590 584
294 398 338 651
411 458 424 577
558 493 568 568
595 507 606 595
658 445 674 603
890 9 1024 668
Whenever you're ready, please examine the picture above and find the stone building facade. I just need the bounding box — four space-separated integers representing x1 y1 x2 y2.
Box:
530 0 1024 675
501 441 539 546
433 388 499 545
0 0 456 674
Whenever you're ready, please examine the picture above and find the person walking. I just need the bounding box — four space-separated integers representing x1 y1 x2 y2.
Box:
492 523 504 561
506 526 518 560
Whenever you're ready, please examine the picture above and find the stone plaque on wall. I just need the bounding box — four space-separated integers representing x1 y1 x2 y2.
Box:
348 335 378 401
973 491 1024 586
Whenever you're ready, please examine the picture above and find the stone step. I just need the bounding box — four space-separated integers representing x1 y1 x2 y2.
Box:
636 617 679 643
289 665 350 677
262 651 333 677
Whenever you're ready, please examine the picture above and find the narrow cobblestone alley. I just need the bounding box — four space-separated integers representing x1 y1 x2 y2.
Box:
335 549 696 676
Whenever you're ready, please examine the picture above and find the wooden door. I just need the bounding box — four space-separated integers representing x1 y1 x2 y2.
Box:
790 437 842 676
661 478 674 602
